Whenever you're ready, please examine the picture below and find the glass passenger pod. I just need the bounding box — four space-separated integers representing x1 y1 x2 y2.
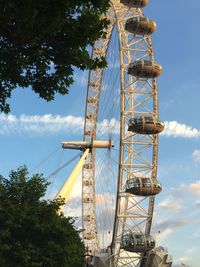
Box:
128 60 163 78
125 177 162 196
120 0 148 8
128 115 164 134
125 17 156 35
121 232 155 253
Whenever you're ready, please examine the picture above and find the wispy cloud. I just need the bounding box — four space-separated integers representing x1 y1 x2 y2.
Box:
192 150 200 162
178 247 199 267
1 114 200 139
0 114 84 135
155 218 190 231
157 199 182 212
162 121 200 138
155 228 173 243
195 201 200 208
153 218 190 242
190 180 200 196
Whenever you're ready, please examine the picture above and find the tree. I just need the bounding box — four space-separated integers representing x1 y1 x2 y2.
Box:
0 166 85 267
0 0 110 112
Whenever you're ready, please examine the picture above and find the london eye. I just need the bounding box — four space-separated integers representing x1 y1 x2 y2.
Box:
56 1 171 266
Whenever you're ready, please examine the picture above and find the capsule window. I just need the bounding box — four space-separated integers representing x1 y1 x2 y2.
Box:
154 183 159 188
145 116 154 122
143 178 150 182
144 61 152 66
132 17 138 21
137 117 143 123
127 178 140 188
142 178 151 187
140 27 145 33
140 17 146 22
154 65 160 70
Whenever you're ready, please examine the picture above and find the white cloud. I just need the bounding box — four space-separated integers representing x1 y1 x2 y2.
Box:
0 114 120 136
153 218 190 243
195 201 200 208
0 114 84 135
192 150 200 162
170 184 187 199
158 199 182 212
178 247 199 267
1 114 200 139
97 118 120 135
163 121 200 138
155 228 173 243
190 180 200 195
155 184 186 215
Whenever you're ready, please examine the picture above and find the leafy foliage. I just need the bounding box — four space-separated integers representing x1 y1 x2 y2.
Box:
0 166 85 267
0 0 110 112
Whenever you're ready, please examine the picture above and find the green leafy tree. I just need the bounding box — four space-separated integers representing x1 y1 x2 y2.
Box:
0 0 110 112
0 166 85 267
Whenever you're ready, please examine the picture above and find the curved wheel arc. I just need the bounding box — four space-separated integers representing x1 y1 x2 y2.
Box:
82 2 162 267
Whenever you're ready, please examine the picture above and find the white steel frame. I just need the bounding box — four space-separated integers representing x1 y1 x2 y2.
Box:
82 1 160 266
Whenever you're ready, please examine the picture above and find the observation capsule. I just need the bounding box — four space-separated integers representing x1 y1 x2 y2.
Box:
120 0 148 8
128 115 164 134
125 177 162 196
121 232 155 253
128 60 163 78
125 17 156 35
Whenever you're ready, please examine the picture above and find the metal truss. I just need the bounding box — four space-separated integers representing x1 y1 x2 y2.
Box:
82 1 161 266
82 7 116 253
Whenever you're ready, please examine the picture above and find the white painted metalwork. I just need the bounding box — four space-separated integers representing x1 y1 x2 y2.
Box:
82 1 163 266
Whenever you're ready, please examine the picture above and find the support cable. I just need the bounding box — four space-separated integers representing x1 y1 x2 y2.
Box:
30 147 61 173
46 151 82 181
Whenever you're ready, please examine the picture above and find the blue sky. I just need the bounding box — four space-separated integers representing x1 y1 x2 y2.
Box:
0 1 200 266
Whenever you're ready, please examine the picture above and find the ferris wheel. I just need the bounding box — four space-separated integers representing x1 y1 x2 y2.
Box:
58 0 168 266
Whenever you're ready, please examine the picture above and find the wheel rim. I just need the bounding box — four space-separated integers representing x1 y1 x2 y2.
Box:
82 2 162 266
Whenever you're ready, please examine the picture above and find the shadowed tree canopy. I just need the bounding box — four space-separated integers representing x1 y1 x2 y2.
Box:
0 0 110 112
0 166 85 267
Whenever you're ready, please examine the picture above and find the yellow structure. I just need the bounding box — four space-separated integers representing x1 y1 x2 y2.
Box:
56 148 89 206
56 140 113 209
